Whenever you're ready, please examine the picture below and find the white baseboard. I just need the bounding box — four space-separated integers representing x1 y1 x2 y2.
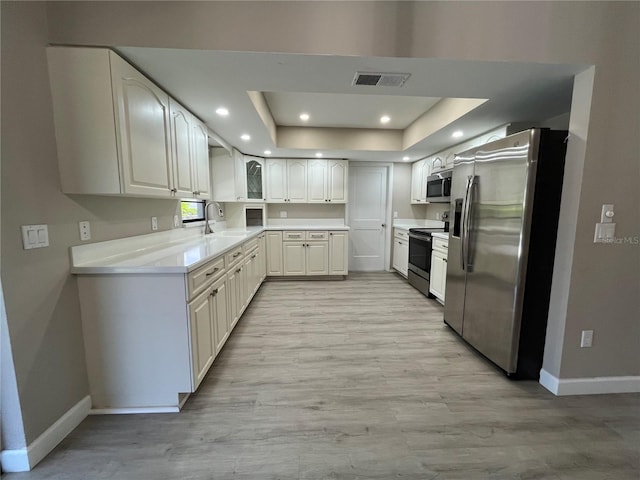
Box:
89 405 180 415
1 395 90 472
540 369 640 396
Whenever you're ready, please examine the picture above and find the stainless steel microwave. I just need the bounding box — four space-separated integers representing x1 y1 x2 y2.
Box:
426 170 452 203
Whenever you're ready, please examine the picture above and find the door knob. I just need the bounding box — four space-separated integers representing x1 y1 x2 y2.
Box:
381 224 386 228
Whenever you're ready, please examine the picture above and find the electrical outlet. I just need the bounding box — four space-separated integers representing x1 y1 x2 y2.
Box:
151 216 158 231
580 330 594 348
173 215 180 228
393 211 398 219
435 212 441 220
79 221 91 241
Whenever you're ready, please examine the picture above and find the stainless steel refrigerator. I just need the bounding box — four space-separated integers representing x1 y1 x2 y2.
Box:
444 128 568 379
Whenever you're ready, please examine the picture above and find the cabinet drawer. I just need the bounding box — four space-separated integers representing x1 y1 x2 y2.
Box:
243 237 258 254
187 256 225 299
225 246 244 267
394 229 409 240
283 231 305 241
433 237 449 254
306 231 328 241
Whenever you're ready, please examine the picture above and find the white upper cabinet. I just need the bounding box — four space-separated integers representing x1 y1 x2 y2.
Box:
411 159 429 204
244 156 266 202
287 159 308 202
169 100 194 197
307 159 328 203
191 119 211 199
308 159 348 203
327 160 348 203
266 159 307 203
265 158 287 202
47 47 211 199
110 53 174 197
211 148 247 202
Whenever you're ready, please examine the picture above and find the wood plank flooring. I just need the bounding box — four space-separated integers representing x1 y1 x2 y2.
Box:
7 273 639 479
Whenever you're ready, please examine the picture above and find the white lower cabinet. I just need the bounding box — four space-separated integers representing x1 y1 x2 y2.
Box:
266 231 284 276
283 241 306 276
211 276 229 354
306 241 329 275
328 231 349 275
227 261 245 330
392 228 409 277
429 237 449 303
188 288 216 390
269 229 348 277
77 234 266 412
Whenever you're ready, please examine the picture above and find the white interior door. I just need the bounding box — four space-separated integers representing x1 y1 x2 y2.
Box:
348 165 388 271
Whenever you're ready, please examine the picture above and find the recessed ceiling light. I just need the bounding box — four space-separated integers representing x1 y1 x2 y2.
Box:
315 152 323 158
215 107 229 116
264 150 272 155
452 130 464 138
299 113 310 122
380 115 391 124
402 156 410 161
240 134 251 141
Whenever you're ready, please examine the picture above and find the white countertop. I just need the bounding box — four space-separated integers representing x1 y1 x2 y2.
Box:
393 219 446 231
264 225 349 231
431 232 450 240
70 225 349 275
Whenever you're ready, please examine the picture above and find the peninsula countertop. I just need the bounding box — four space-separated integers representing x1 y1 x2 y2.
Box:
70 225 349 275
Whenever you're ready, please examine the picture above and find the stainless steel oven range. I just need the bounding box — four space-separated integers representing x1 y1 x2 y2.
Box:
407 227 445 297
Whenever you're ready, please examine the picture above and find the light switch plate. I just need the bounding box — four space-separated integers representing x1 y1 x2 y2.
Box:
581 330 594 348
594 223 615 243
151 217 158 231
22 224 49 250
173 215 180 228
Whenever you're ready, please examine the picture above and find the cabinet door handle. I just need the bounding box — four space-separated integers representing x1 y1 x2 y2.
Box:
329 233 333 236
236 268 242 273
170 188 177 193
443 259 447 263
233 252 241 258
210 288 218 297
206 268 220 276
251 254 257 259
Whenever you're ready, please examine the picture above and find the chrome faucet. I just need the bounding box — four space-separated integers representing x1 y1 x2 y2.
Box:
204 202 215 235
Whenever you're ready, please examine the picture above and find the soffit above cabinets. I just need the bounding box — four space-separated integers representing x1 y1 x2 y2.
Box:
117 47 585 162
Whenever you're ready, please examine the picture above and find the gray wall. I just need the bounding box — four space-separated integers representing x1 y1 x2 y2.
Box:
266 204 345 220
1 0 638 450
0 2 180 446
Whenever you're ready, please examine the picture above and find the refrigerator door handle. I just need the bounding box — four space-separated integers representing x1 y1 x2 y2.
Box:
464 176 477 271
460 175 473 270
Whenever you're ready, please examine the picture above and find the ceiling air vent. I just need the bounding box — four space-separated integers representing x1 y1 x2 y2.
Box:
352 72 411 87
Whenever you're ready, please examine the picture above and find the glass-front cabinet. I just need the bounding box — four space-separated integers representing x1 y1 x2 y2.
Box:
244 156 265 202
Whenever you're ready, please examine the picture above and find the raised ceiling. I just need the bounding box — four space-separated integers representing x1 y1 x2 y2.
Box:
263 92 441 129
118 47 585 162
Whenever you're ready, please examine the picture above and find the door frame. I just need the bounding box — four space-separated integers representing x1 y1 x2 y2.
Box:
345 162 394 271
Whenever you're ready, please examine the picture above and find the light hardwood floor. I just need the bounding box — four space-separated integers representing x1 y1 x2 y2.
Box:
6 273 639 479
